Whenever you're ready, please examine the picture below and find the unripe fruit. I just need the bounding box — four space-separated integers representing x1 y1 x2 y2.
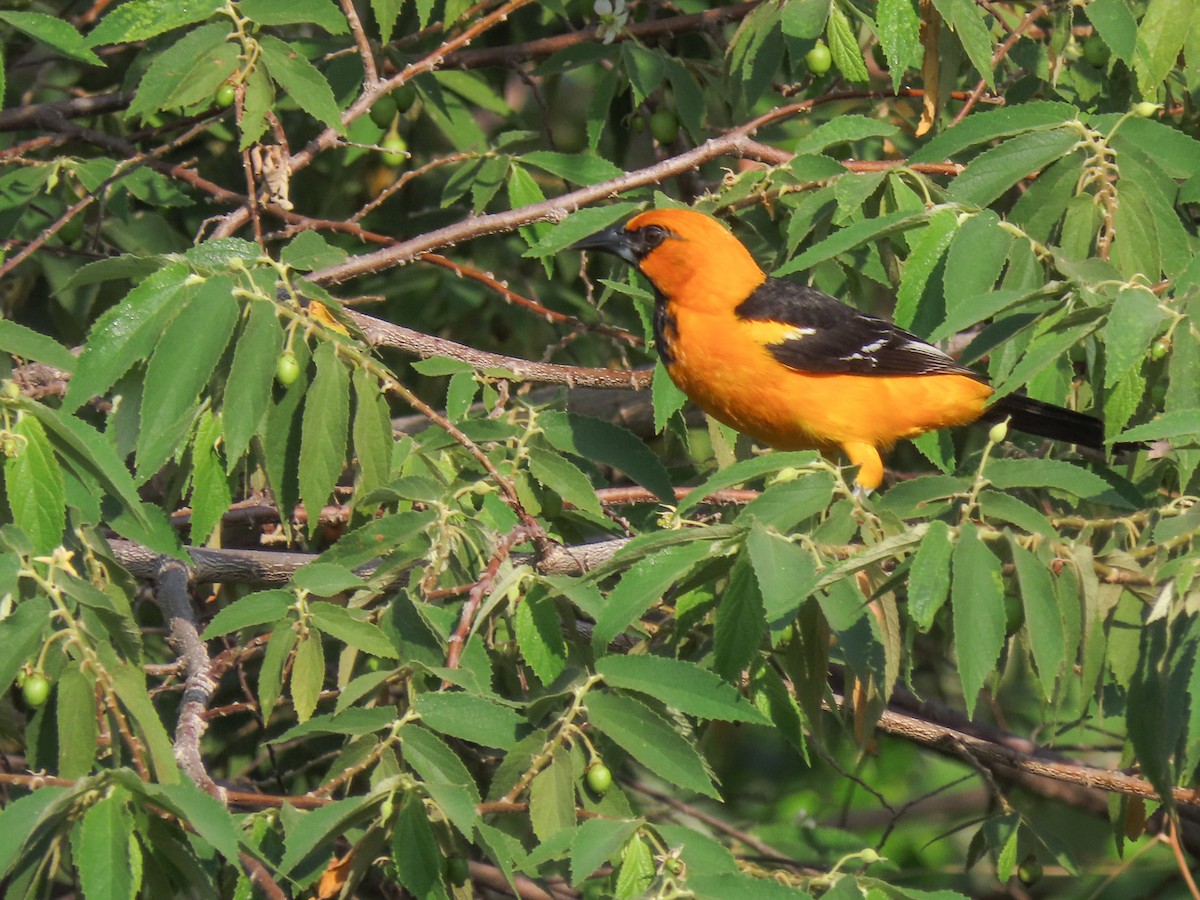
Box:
664 857 683 875
369 94 398 129
445 855 469 885
1083 36 1111 67
988 420 1009 444
380 132 408 167
215 83 236 108
21 674 50 708
392 83 417 112
1150 338 1171 360
650 109 679 144
806 42 832 76
586 762 613 795
1132 101 1160 118
1018 855 1043 886
275 351 301 387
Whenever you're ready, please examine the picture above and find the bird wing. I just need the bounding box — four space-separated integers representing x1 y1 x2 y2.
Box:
734 279 982 379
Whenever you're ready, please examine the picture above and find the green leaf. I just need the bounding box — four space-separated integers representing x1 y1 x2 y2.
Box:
793 116 900 156
615 835 656 898
907 520 953 631
0 320 75 372
223 300 285 466
877 0 922 90
1111 181 1162 282
352 369 393 501
530 749 575 842
825 4 868 83
6 415 66 554
597 655 767 723
570 818 641 887
76 792 138 900
392 796 449 900
1134 0 1194 93
0 12 102 65
527 447 601 518
203 589 293 638
1010 542 1064 694
895 209 958 328
949 128 1078 207
713 555 766 681
87 0 222 47
299 341 350 534
540 411 674 503
521 151 624 185
910 101 1077 163
370 0 401 42
137 275 239 476
290 631 325 723
591 539 715 652
1118 410 1200 442
951 522 1005 718
188 409 231 545
293 561 369 595
651 359 688 434
1105 287 1167 386
934 0 995 88
57 665 97 778
514 587 567 684
282 230 347 272
310 604 396 658
525 202 642 258
984 457 1111 498
277 794 380 875
584 690 719 798
240 0 348 33
126 23 230 120
774 210 928 276
111 662 180 782
259 621 298 724
65 264 189 410
746 523 819 629
415 691 523 750
1087 0 1138 64
259 34 347 134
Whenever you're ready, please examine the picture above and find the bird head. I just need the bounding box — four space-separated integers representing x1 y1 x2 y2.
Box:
573 208 766 311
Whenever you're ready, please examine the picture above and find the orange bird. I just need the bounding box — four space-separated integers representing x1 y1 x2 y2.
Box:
573 208 1105 491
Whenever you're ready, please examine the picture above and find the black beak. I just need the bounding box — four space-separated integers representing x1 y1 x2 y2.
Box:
571 226 638 265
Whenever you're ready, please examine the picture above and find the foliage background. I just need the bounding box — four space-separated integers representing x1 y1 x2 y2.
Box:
1 0 1200 897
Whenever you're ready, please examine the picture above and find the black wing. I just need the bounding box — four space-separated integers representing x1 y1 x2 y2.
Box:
735 279 982 380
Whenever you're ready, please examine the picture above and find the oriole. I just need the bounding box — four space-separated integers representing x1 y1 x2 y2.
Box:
574 208 1105 491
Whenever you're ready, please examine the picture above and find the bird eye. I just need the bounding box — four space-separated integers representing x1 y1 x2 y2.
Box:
640 224 667 248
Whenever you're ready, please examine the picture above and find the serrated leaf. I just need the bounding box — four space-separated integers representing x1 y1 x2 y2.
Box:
87 0 222 47
1111 180 1162 282
984 457 1111 498
596 655 767 723
415 692 523 750
111 662 179 782
1118 410 1200 442
781 0 830 39
0 12 102 65
1105 287 1167 386
203 589 293 638
137 275 239 476
293 561 368 595
188 409 231 544
540 411 674 503
951 522 1005 718
585 690 718 798
877 0 922 90
895 209 958 328
392 796 449 900
57 665 97 778
240 0 347 33
126 23 230 120
65 264 189 410
309 603 395 658
651 359 688 434
0 320 75 372
591 539 715 652
299 341 350 534
570 818 641 887
277 794 379 875
76 793 138 900
746 522 819 629
1087 0 1138 64
1134 0 1193 93
949 128 1078 207
910 101 1078 164
530 749 575 842
713 555 766 681
826 4 869 83
527 447 601 518
525 202 642 258
774 209 928 276
907 520 953 631
259 621 298 724
1010 541 1064 694
351 368 392 501
514 587 567 684
370 0 401 42
259 34 346 134
223 300 285 466
794 115 900 156
6 415 66 554
521 151 624 185
291 631 325 722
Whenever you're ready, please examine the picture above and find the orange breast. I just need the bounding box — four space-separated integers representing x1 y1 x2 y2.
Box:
663 305 994 453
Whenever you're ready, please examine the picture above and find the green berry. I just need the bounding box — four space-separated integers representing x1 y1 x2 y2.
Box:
369 94 398 129
21 674 50 708
1150 338 1171 361
988 420 1009 444
215 83 236 108
806 42 832 76
392 83 417 113
649 109 679 144
380 132 408 167
58 213 85 243
275 351 301 387
1017 855 1043 886
630 114 646 133
445 855 469 885
1083 36 1111 67
1 380 21 402
664 857 684 876
1133 101 1160 118
586 762 613 795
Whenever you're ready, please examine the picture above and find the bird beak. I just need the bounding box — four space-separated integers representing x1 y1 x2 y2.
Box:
571 226 638 264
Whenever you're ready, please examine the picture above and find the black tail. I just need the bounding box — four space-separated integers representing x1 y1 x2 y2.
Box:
983 394 1105 450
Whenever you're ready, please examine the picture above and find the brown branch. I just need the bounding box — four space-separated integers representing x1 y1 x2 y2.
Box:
951 1 1053 126
339 0 378 86
444 526 531 677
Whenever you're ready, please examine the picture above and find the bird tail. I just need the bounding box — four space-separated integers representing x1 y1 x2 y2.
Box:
983 394 1105 450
